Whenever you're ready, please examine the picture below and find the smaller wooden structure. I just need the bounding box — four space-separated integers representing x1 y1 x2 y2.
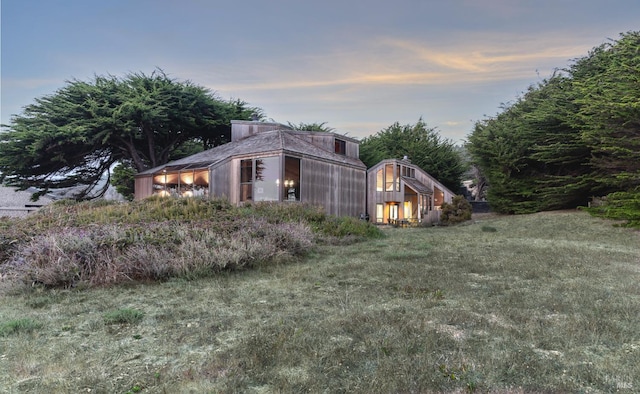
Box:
366 157 455 225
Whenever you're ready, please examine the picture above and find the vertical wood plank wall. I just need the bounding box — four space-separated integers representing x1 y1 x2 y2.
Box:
134 175 154 200
301 159 366 217
210 160 234 203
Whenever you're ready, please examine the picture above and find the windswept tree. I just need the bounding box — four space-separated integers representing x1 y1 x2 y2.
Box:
359 119 466 192
467 31 639 218
0 70 259 199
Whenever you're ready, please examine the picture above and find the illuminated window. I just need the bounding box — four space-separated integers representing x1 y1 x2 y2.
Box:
404 201 412 219
385 164 394 191
152 166 209 198
284 156 301 201
389 204 398 221
434 187 444 208
376 169 383 192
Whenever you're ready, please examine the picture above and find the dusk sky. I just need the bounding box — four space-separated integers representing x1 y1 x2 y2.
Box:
2 0 638 143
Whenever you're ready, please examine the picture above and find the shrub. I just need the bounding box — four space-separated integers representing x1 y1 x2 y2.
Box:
8 217 315 287
440 195 473 225
584 188 640 228
316 216 384 240
1 198 382 288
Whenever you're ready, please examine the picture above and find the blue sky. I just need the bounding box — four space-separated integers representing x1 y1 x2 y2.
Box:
2 0 638 143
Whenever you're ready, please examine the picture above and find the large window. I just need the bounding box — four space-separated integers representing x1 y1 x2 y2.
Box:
376 169 383 192
284 156 301 201
385 164 394 191
152 165 209 197
404 201 412 219
376 203 384 223
389 204 398 221
254 157 279 201
384 164 399 192
434 187 444 209
240 159 253 201
419 194 429 216
240 156 280 202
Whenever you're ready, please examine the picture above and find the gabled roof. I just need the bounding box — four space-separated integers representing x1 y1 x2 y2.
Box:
368 158 457 197
139 129 365 175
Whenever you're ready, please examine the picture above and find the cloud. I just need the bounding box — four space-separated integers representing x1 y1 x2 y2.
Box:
194 30 594 97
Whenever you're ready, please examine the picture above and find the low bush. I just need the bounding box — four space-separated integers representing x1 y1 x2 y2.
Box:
1 198 380 288
10 219 314 287
439 195 473 225
316 215 385 240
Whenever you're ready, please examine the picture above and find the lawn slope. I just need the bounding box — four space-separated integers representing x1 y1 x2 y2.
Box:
1 210 638 393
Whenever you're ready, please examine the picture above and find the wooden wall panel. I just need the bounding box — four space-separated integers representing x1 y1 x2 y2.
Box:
134 175 154 200
210 160 234 203
345 141 359 159
231 121 282 142
301 159 365 217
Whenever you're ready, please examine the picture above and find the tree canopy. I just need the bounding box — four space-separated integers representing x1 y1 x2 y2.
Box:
287 121 335 133
467 31 639 221
359 119 466 192
0 70 259 199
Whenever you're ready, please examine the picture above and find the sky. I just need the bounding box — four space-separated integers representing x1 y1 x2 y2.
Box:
1 0 638 144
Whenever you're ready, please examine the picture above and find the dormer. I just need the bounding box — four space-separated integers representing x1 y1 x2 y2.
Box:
231 120 291 142
294 132 360 159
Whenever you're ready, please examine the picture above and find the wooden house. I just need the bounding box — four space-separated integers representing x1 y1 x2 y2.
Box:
134 121 367 217
366 157 456 225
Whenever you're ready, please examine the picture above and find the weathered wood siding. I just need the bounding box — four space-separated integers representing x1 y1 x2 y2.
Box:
210 160 234 202
298 133 334 153
231 121 285 142
345 140 359 159
134 175 154 200
301 159 366 217
296 132 360 160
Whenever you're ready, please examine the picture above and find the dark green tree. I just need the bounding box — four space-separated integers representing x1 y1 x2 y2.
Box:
111 163 136 201
467 31 639 219
359 119 466 192
569 32 640 191
0 70 259 199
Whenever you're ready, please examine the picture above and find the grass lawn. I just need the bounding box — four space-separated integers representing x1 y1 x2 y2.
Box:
1 210 638 393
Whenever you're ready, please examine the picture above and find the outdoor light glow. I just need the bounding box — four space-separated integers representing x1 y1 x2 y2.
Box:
180 173 194 185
